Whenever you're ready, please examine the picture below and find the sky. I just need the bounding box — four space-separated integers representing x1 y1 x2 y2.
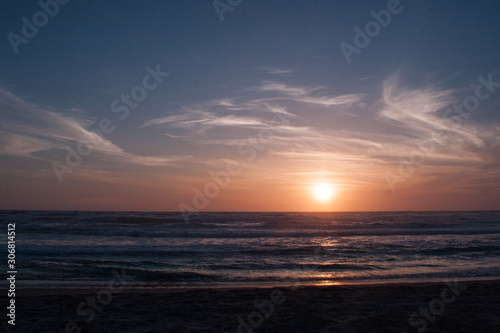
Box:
0 0 499 212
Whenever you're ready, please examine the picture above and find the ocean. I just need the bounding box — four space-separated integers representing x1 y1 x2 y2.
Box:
2 210 500 290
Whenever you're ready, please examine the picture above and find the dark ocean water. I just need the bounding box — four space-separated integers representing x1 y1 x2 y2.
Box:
2 210 500 289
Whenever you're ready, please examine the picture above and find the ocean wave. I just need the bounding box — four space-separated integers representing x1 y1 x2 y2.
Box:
420 245 500 255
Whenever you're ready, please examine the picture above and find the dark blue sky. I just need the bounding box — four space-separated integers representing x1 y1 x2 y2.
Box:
1 0 499 211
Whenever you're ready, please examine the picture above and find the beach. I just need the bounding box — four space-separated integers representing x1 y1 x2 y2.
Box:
11 279 500 332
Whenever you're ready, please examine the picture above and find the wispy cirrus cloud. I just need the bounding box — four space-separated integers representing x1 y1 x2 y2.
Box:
138 73 500 196
254 81 316 96
0 87 189 169
141 80 366 139
251 81 367 107
379 74 500 161
140 108 268 134
0 132 54 157
242 67 295 76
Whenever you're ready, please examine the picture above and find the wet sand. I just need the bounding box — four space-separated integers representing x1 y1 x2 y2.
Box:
8 279 500 332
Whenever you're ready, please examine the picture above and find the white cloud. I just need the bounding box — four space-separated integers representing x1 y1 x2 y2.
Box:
0 87 189 168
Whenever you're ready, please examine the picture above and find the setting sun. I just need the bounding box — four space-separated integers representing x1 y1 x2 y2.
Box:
311 183 336 202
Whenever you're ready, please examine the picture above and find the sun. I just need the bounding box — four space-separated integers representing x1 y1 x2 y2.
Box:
311 183 336 202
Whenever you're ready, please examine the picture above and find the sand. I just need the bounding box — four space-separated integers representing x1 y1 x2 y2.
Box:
7 279 500 332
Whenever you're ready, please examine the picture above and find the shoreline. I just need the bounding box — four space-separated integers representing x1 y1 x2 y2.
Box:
14 276 500 296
